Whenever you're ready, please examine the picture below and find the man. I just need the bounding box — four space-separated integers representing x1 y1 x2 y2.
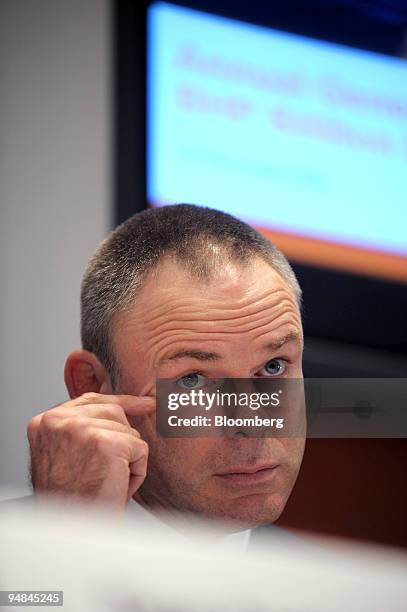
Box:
26 204 305 539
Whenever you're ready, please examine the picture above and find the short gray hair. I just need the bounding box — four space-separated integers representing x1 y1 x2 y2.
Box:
81 204 302 388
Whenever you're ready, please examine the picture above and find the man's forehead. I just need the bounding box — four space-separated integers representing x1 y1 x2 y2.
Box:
110 255 302 363
112 260 301 356
134 256 296 307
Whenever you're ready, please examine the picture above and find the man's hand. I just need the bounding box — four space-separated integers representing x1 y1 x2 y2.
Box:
27 392 155 511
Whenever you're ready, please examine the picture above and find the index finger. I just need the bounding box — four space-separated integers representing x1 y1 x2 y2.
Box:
114 394 156 416
80 393 156 415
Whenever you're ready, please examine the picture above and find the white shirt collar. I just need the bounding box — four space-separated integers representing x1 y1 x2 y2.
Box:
125 498 251 552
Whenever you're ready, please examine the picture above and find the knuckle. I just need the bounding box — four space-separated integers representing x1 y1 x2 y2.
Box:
65 417 86 436
40 411 58 430
137 439 149 455
27 414 40 432
27 416 40 443
103 403 124 420
88 428 111 448
81 391 101 403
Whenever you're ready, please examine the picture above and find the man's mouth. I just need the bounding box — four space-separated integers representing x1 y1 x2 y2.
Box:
214 463 279 485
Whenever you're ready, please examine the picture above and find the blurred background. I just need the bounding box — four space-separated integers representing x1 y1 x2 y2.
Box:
1 0 406 547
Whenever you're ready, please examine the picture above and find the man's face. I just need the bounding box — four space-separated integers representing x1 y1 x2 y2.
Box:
112 256 305 529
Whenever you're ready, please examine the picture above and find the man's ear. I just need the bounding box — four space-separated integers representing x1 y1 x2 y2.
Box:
64 350 113 399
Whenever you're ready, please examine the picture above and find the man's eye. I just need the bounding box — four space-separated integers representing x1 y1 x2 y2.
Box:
259 358 287 377
176 373 207 389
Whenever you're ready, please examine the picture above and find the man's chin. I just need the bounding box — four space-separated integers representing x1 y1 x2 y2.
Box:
200 492 286 531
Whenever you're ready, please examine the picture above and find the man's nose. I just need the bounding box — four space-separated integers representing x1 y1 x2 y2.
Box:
231 377 259 400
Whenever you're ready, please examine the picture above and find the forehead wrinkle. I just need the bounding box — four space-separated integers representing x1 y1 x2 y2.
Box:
142 310 298 361
141 298 299 345
140 294 298 343
139 287 293 327
253 325 303 351
147 308 301 370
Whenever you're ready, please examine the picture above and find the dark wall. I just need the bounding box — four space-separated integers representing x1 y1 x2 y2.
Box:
277 439 407 549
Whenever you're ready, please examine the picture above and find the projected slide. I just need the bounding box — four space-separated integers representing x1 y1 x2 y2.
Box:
147 2 407 281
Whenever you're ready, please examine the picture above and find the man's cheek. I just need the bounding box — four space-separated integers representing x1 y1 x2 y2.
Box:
128 413 157 440
167 439 215 474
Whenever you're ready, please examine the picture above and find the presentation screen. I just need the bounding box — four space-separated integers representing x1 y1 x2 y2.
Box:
147 1 407 282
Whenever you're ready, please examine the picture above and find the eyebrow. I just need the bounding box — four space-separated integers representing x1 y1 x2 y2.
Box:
161 349 220 364
263 329 301 351
159 330 301 365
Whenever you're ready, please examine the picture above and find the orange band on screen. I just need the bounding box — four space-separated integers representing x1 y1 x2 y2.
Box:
255 225 407 283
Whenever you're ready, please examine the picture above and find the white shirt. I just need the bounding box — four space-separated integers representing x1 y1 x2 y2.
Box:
125 498 252 553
